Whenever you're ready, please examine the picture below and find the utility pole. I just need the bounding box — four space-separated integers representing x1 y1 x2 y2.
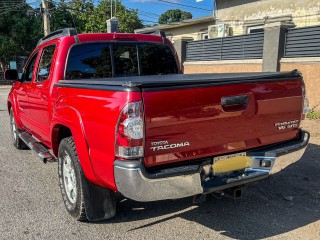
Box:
42 0 50 36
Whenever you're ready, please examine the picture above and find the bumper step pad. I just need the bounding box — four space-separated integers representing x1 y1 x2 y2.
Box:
203 170 269 193
19 132 56 163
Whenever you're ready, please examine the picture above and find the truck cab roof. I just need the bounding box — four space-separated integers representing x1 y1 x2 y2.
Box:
37 28 168 47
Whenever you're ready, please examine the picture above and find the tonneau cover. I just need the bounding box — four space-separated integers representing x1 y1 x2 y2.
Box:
57 70 301 89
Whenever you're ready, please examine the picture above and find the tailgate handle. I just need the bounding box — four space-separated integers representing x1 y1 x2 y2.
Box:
221 95 249 110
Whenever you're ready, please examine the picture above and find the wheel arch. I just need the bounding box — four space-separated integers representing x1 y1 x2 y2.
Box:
7 101 12 114
51 106 103 188
51 124 72 157
7 93 24 129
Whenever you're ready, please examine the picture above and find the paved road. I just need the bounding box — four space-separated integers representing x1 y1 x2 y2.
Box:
0 88 319 240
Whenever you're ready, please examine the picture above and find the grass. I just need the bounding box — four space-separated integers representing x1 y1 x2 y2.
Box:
307 105 320 119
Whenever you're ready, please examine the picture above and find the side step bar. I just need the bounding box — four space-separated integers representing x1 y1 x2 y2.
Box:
19 132 56 163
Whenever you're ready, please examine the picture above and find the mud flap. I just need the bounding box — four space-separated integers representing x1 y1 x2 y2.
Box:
82 177 116 221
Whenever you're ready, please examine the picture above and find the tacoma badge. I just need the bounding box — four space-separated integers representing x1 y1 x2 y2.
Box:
150 141 190 151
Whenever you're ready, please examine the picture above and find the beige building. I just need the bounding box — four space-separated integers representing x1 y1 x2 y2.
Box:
215 0 320 37
136 1 320 40
135 16 215 42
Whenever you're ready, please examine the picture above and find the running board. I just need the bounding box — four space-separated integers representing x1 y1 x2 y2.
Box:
19 132 56 163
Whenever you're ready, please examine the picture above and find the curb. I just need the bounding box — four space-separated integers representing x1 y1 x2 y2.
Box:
0 85 12 89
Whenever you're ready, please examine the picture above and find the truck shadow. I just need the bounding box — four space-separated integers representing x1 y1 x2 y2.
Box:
102 143 320 239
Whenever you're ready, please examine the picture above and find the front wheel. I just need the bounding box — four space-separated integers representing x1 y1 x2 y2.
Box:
58 137 87 221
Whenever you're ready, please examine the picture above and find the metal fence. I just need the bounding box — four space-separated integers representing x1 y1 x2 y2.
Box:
0 73 6 85
284 25 320 57
186 32 264 61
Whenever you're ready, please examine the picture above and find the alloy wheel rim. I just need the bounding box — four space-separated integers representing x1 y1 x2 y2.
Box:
62 151 77 204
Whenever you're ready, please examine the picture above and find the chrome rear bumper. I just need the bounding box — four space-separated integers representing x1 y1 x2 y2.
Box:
114 130 309 202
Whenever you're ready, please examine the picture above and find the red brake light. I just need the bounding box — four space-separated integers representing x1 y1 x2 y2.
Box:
115 101 144 159
113 34 135 40
301 84 309 120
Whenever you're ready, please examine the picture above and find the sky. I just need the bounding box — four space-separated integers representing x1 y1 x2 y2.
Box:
25 0 214 25
123 0 213 24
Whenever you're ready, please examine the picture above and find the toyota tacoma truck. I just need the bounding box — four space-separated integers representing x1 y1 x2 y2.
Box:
5 28 309 221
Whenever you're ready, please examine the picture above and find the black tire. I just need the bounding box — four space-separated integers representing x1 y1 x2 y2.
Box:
9 109 27 149
58 137 87 221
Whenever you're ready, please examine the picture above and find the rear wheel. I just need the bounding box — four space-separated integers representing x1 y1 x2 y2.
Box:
58 137 87 221
10 109 27 149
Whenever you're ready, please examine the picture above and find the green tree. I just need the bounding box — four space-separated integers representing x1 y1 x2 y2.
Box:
0 0 143 68
0 3 42 65
158 9 192 24
49 0 94 33
83 0 143 33
49 0 142 33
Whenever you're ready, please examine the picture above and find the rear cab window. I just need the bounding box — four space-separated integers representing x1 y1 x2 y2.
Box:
65 42 178 80
65 43 112 79
139 43 178 75
113 45 139 77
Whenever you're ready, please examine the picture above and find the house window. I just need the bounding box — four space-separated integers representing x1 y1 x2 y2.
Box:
201 33 209 40
247 26 264 34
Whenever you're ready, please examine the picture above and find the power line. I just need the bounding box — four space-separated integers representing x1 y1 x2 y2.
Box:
135 1 211 14
0 5 21 10
183 0 213 8
139 14 158 20
120 0 212 15
138 10 160 17
155 0 212 12
0 4 24 13
0 1 25 3
141 19 159 24
0 0 40 13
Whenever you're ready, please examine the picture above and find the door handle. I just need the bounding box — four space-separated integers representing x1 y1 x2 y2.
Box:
221 95 249 111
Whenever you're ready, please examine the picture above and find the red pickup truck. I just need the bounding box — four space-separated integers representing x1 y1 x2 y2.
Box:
5 28 309 221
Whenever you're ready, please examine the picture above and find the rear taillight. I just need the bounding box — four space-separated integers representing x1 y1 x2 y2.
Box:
301 85 309 119
115 101 144 159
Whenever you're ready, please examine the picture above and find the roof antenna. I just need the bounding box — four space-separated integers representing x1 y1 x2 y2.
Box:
111 0 113 18
107 0 119 33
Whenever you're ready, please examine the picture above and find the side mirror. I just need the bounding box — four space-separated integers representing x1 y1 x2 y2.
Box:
4 69 19 81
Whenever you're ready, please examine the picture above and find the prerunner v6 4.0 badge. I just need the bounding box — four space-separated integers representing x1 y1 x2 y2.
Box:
275 120 299 130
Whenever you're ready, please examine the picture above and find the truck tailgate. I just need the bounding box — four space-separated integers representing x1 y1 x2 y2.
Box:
142 78 303 167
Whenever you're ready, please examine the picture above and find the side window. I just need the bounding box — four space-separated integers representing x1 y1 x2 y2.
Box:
23 52 38 82
65 43 112 79
113 45 138 77
139 44 178 75
37 45 56 82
